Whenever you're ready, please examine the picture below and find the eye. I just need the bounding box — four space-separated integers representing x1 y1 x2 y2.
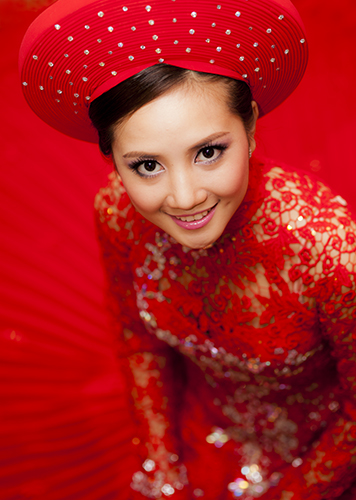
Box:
130 159 164 177
195 144 227 164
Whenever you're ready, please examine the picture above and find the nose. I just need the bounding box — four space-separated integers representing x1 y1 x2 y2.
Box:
166 166 208 211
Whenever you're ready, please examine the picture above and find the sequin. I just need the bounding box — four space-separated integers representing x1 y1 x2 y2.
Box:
74 93 79 98
205 38 210 43
118 42 124 47
270 58 275 62
158 58 164 63
65 69 71 74
39 86 44 90
145 5 151 11
236 43 241 48
279 14 285 20
82 77 88 81
216 46 222 52
108 26 114 32
253 42 258 47
129 55 135 61
54 24 61 30
122 6 128 11
209 59 215 64
85 96 90 101
140 45 146 50
225 29 231 35
242 73 248 78
266 28 272 33
239 56 244 61
189 29 195 34
131 26 136 31
48 62 54 67
285 49 290 54
235 11 241 17
111 71 117 76
22 82 28 86
97 39 102 43
172 18 177 22
152 35 158 40
217 4 221 9
99 62 105 66
67 36 73 41
211 22 216 27
300 38 306 43
84 25 90 29
155 48 162 53
186 48 191 53
98 10 104 16
173 40 179 45
33 55 38 60
57 90 62 94
191 11 197 17
148 20 154 25
84 50 89 55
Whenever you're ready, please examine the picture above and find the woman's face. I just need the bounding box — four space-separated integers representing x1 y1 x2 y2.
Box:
112 80 257 249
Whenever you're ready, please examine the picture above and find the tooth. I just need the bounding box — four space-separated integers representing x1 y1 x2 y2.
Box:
195 213 204 220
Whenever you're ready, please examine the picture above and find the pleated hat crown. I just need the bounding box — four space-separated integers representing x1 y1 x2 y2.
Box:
19 0 308 142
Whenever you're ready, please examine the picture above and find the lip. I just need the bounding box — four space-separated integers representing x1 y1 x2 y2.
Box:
169 203 218 230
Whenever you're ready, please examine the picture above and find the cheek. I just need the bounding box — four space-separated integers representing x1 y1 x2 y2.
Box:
213 162 249 199
119 175 164 215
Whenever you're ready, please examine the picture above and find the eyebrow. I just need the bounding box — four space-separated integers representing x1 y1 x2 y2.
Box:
122 131 230 159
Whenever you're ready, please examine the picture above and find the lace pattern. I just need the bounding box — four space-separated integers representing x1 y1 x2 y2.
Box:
95 157 356 499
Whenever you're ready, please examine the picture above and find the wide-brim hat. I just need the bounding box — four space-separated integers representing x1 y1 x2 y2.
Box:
19 0 308 143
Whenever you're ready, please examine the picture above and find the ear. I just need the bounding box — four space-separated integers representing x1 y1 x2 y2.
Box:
248 100 259 153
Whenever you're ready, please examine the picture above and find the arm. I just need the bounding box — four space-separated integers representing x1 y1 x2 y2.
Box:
94 174 188 499
267 203 356 499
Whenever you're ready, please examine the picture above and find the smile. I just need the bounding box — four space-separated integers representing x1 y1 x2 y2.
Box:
169 203 218 230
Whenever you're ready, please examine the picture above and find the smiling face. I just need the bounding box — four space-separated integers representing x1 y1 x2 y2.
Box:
112 79 257 249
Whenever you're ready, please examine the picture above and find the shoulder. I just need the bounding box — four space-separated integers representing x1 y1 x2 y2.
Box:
255 157 356 268
94 171 142 244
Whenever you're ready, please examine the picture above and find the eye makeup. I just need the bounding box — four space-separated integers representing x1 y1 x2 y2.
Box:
127 142 229 178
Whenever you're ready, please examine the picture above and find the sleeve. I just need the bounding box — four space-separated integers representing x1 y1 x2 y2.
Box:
265 198 356 500
94 174 189 499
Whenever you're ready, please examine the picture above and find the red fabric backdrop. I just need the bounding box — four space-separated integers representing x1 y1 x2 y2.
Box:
0 1 355 498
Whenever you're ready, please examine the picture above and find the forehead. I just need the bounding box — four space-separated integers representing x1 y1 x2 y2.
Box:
113 79 239 147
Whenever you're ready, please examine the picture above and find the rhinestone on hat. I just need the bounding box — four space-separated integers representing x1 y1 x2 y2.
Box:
235 11 241 17
108 26 114 32
189 29 195 34
54 24 61 30
145 5 151 11
278 15 285 20
98 11 104 16
191 11 197 17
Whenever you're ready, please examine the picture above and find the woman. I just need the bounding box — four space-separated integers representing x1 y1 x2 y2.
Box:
19 0 356 498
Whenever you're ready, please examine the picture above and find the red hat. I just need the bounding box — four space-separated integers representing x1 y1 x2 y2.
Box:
19 0 308 143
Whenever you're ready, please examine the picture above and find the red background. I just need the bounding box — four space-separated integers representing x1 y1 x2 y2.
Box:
0 1 355 498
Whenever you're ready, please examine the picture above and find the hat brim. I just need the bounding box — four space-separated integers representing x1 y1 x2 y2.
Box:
19 0 308 143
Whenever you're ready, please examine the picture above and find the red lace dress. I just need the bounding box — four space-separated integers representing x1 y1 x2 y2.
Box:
94 157 356 500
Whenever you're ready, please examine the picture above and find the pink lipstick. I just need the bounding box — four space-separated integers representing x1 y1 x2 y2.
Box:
169 204 217 230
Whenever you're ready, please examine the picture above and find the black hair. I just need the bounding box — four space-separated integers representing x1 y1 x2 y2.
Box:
89 64 255 158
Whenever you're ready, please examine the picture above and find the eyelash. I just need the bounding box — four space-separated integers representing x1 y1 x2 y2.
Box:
128 142 228 178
